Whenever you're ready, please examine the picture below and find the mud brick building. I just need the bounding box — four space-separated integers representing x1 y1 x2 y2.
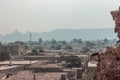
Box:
0 41 26 56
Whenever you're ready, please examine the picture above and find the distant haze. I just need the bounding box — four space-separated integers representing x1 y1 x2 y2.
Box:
0 0 120 35
0 28 117 43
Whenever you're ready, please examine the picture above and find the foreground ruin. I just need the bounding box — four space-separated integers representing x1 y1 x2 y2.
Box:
91 7 120 80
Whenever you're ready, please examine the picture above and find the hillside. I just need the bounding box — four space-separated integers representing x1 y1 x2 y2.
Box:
0 28 116 42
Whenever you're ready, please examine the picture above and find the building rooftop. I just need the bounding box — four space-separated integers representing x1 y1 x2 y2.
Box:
0 73 6 79
0 65 19 71
5 71 33 80
35 72 67 80
0 60 38 65
4 71 67 80
30 63 63 68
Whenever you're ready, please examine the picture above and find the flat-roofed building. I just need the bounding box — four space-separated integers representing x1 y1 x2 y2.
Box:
0 41 26 56
0 60 38 65
4 71 68 80
28 62 63 72
0 61 38 73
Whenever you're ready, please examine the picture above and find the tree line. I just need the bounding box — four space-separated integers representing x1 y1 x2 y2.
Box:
27 38 116 50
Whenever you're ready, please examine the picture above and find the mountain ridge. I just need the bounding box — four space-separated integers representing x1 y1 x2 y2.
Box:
0 28 117 43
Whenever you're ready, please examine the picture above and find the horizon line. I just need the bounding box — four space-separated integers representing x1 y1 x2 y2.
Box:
0 27 114 36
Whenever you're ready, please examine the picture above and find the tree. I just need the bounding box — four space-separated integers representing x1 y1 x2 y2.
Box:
78 39 83 46
65 46 73 51
30 49 39 55
59 40 67 46
72 38 78 43
51 39 57 45
81 47 90 54
50 45 61 50
55 45 61 50
85 41 96 48
66 55 82 68
38 47 44 52
38 38 43 45
59 55 66 62
103 38 109 45
50 45 56 50
0 52 10 61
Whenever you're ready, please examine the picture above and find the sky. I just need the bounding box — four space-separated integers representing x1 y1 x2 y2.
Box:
0 0 120 35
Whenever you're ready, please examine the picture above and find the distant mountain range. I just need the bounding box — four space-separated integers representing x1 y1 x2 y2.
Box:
0 28 117 43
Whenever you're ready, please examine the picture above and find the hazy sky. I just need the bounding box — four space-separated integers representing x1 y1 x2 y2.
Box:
0 0 120 35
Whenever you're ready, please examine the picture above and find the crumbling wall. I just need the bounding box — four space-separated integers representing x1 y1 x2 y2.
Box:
92 7 120 80
92 47 120 80
111 7 120 42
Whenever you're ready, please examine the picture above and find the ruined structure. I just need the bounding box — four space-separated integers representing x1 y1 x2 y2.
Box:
111 7 120 43
91 7 120 80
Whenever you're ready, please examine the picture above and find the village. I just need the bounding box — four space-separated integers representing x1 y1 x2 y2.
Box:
0 4 120 80
0 39 98 80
